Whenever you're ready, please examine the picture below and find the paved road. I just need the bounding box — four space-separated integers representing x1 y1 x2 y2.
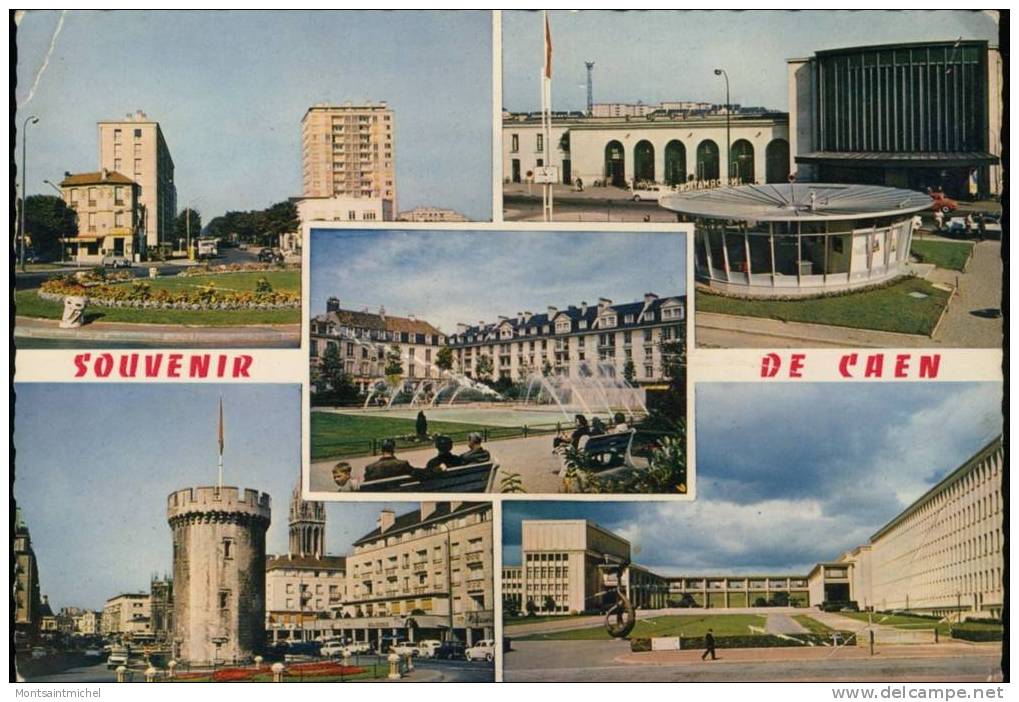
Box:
766 612 808 635
27 661 121 683
504 640 1003 682
930 240 1003 347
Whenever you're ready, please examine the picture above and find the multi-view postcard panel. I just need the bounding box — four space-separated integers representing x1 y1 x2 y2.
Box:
306 226 689 497
501 382 1004 682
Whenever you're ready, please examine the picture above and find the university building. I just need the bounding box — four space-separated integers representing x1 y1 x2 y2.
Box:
503 112 790 187
59 169 142 263
505 436 1003 619
309 297 446 393
301 102 396 215
97 110 177 251
789 40 1003 198
447 293 685 385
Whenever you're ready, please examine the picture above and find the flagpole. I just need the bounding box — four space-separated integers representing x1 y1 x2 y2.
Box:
541 10 554 222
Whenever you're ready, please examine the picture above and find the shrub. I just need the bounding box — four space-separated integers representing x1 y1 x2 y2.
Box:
255 277 273 294
950 628 1002 642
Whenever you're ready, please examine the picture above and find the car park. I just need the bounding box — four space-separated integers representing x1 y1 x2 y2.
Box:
465 639 496 662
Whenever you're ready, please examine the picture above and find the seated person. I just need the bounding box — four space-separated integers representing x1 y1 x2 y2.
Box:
363 439 415 482
459 432 491 464
553 414 590 450
425 435 464 472
611 412 630 433
332 461 357 492
589 417 607 437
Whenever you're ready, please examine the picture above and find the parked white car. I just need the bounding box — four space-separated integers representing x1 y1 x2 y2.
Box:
340 641 371 656
630 184 667 202
391 642 418 657
415 640 442 658
320 641 345 657
464 639 496 662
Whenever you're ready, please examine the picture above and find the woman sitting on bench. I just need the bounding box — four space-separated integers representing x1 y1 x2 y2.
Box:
554 414 590 450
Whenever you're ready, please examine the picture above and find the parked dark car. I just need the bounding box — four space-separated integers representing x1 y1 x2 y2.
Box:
433 640 466 660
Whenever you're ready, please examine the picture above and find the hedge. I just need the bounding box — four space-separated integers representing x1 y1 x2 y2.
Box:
630 632 857 652
39 278 299 310
950 628 1002 642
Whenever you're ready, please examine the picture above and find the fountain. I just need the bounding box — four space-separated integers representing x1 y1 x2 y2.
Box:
522 360 648 421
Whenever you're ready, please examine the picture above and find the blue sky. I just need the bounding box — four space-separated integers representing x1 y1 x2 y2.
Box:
310 228 686 332
503 10 1000 111
504 382 1001 573
14 10 492 221
13 383 416 611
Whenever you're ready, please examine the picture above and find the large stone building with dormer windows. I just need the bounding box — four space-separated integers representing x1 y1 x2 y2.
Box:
447 293 685 385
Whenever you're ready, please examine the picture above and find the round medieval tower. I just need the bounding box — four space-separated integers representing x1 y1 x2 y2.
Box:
167 486 271 664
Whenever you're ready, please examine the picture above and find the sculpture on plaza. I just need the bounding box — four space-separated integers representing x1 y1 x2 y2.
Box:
59 296 88 329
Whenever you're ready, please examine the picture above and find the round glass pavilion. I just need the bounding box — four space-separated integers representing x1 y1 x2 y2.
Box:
661 184 933 297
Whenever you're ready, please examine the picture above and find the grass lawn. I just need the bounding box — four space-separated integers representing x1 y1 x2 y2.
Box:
911 240 974 272
837 612 1003 638
505 613 591 628
697 277 951 336
311 411 505 460
517 614 766 641
14 288 300 326
114 270 300 293
792 615 835 636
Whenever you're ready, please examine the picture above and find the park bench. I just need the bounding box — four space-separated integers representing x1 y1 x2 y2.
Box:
358 461 498 493
555 430 636 478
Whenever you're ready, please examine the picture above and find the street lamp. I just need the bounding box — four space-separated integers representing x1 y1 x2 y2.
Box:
19 115 40 271
435 520 456 643
713 69 731 186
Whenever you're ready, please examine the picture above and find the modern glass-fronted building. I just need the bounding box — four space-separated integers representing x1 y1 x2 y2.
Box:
662 183 931 297
789 41 1002 198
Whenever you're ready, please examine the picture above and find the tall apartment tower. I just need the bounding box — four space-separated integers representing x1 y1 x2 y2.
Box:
288 482 326 557
97 111 177 251
167 487 271 664
301 102 396 211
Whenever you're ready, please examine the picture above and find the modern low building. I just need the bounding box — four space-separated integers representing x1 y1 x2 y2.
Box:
662 183 931 297
295 196 392 224
97 110 177 251
788 40 1003 198
667 575 810 609
447 293 685 385
59 169 142 263
301 102 396 211
310 297 447 394
101 593 152 637
503 112 790 187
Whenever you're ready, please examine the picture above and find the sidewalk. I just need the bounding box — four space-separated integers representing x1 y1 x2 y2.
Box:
696 312 936 349
15 316 300 347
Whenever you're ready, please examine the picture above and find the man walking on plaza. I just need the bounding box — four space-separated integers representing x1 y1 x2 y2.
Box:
702 629 717 661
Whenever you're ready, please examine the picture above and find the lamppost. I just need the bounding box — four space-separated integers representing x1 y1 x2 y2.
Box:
435 520 455 643
19 115 40 272
713 69 730 186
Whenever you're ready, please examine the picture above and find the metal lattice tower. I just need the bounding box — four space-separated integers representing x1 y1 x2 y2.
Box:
585 61 595 116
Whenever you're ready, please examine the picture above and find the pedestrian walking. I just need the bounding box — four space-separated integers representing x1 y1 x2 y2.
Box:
933 209 944 231
701 628 717 660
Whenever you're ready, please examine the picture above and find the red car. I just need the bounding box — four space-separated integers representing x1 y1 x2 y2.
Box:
928 189 959 214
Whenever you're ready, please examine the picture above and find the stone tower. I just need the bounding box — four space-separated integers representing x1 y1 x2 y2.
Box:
167 486 271 664
288 483 326 557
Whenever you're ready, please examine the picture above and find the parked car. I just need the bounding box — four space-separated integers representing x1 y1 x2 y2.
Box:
465 639 496 662
433 640 466 660
284 640 322 662
341 641 371 656
257 247 279 263
415 640 442 658
106 647 130 668
391 642 419 657
320 640 346 658
83 647 103 657
630 184 667 202
102 254 132 268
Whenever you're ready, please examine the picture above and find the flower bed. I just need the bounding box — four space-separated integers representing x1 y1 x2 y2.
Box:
173 662 365 682
39 277 299 310
178 262 300 277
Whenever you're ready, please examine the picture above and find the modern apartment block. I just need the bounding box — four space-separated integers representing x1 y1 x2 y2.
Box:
97 110 176 251
301 102 396 215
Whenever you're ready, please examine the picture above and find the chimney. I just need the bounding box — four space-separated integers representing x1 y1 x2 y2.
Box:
644 292 659 306
408 314 416 322
498 315 509 323
547 305 558 318
456 323 468 334
524 311 533 323
598 297 613 313
101 167 109 180
378 509 396 533
580 301 588 315
326 297 340 313
378 305 386 320
420 502 437 520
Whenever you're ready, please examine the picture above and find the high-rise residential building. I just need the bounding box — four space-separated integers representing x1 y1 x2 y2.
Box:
301 102 396 213
97 110 177 251
13 510 42 642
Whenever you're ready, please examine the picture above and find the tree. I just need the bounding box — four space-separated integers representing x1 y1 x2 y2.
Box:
23 195 76 260
435 346 454 373
623 359 636 384
175 208 202 246
502 598 520 619
384 344 404 381
474 354 494 383
315 343 356 404
541 360 553 377
542 595 557 613
525 599 538 617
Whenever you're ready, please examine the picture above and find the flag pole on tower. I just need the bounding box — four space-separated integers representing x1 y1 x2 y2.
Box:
217 396 224 489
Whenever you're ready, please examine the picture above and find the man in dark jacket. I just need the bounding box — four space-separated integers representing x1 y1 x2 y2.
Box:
425 435 464 471
459 432 491 464
701 629 717 660
364 439 415 482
